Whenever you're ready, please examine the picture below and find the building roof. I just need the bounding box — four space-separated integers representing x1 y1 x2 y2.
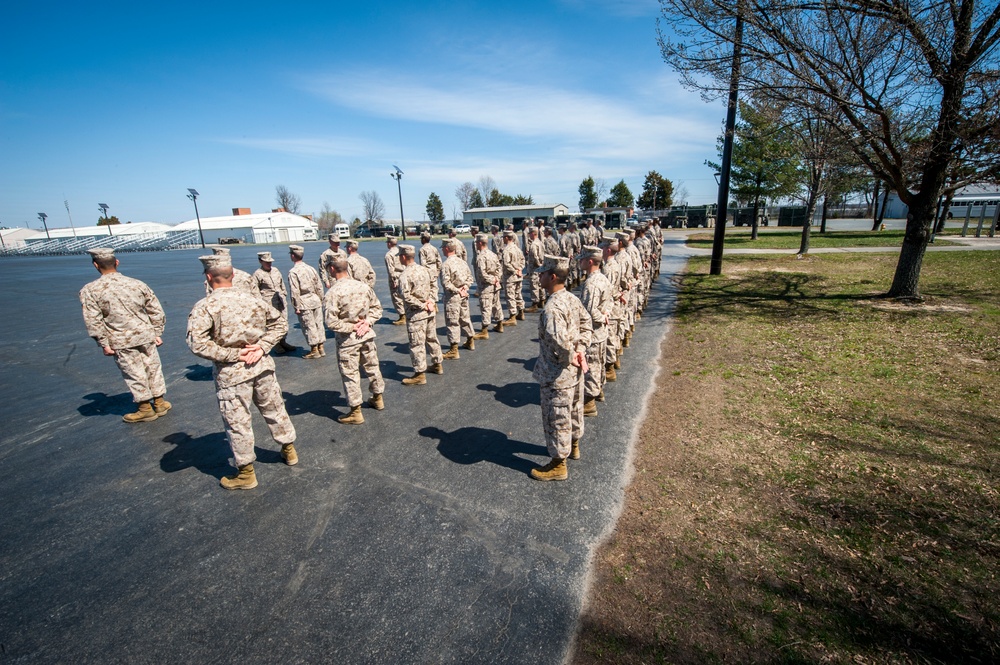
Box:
173 211 316 231
465 204 567 214
24 222 173 241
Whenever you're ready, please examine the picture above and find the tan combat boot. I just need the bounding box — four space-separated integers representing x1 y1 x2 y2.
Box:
473 328 489 340
623 331 631 348
583 398 598 417
605 364 617 382
402 372 426 386
318 342 327 357
443 344 460 360
492 321 504 333
462 337 475 351
337 405 364 425
220 463 257 490
570 439 581 460
393 314 407 325
303 345 321 359
123 402 158 423
152 396 172 415
597 389 605 402
523 305 540 313
504 315 517 326
429 362 444 375
530 457 568 481
281 443 298 466
516 309 525 321
368 393 384 410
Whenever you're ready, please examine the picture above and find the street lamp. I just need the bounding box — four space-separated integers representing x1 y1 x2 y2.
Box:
98 203 113 236
390 165 405 235
187 188 206 248
37 212 50 240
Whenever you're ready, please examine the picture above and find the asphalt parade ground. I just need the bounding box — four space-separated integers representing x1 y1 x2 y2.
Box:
0 238 689 664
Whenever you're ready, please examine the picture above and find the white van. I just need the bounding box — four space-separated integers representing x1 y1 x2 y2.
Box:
334 223 350 239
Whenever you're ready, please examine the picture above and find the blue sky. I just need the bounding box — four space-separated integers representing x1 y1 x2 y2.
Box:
1 0 726 230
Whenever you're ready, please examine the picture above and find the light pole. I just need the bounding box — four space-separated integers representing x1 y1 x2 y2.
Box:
98 203 113 236
187 188 206 248
37 212 50 239
390 165 405 235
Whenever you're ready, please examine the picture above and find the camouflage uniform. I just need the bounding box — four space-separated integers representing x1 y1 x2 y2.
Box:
186 287 295 468
384 244 406 317
251 265 288 319
398 262 443 372
207 267 254 295
560 231 581 287
288 261 325 346
319 246 348 289
490 232 504 256
324 278 385 407
419 241 443 301
533 288 592 459
500 240 526 317
526 237 545 306
580 268 612 400
346 252 377 288
80 272 166 403
440 254 475 345
602 248 627 363
543 231 561 256
450 236 468 262
474 245 504 328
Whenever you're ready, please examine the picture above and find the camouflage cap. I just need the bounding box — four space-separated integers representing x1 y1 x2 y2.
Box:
502 229 516 239
605 237 620 249
288 244 305 257
447 228 458 236
327 233 340 242
87 247 115 261
398 244 416 258
615 232 629 242
536 254 569 274
257 251 274 262
199 254 231 271
490 225 499 232
576 245 603 262
211 247 231 255
420 231 431 241
441 238 459 251
345 239 359 249
475 233 489 243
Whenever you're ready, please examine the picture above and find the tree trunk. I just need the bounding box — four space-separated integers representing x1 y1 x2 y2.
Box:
876 190 889 228
820 196 828 233
750 196 760 240
797 214 811 254
872 178 889 231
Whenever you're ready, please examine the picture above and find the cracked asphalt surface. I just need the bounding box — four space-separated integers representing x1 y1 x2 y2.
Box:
0 237 688 663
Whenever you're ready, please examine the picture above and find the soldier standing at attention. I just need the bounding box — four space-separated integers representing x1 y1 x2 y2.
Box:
500 229 526 325
419 231 443 302
523 227 545 312
578 246 612 417
323 257 385 425
187 254 298 490
543 226 561 256
319 234 348 290
384 236 407 325
206 247 254 294
473 233 504 337
397 245 444 386
252 251 296 354
447 228 468 262
560 223 581 290
530 255 592 481
440 238 476 360
490 225 503 255
287 244 326 359
345 239 376 287
601 238 626 380
80 247 170 423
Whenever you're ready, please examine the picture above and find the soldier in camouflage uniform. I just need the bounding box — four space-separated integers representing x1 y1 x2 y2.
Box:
323 257 385 425
319 235 348 290
578 246 612 417
530 255 593 481
560 223 581 290
500 230 525 325
447 228 468 263
419 231 443 302
473 233 504 337
206 247 254 294
384 236 407 325
252 251 296 354
490 225 503 256
187 254 298 490
523 227 545 312
345 240 376 287
440 239 476 360
601 238 627 379
397 245 444 385
80 247 170 423
287 244 326 358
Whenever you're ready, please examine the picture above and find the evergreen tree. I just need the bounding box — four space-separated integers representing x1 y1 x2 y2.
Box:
578 176 598 211
637 171 673 211
425 193 445 223
607 180 635 208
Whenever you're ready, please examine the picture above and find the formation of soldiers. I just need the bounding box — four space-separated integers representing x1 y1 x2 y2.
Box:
78 218 664 488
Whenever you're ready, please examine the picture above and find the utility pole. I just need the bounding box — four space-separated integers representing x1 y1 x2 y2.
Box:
710 3 743 276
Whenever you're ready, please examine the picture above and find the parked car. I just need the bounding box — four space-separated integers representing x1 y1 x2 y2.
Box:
218 237 243 244
353 226 372 238
453 223 471 234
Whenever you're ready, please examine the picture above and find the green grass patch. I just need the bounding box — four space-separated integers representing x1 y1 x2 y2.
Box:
686 229 958 249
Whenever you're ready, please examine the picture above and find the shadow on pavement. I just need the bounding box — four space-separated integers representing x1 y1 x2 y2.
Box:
506 357 537 372
419 426 546 475
384 341 411 356
380 359 407 382
283 390 341 419
78 392 135 417
477 382 540 408
184 364 214 381
160 431 231 478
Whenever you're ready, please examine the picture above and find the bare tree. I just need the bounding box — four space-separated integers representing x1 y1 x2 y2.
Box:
595 178 609 206
314 202 343 234
477 176 497 207
275 185 301 214
455 182 477 211
358 190 385 224
659 0 1000 298
674 180 690 206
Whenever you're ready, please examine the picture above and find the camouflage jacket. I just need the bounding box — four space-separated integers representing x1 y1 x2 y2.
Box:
319 247 348 288
580 270 613 342
323 277 383 347
420 243 442 277
441 255 474 297
533 288 592 389
347 252 377 288
288 261 324 311
252 266 287 314
398 263 435 321
80 272 165 350
501 242 525 279
474 248 502 290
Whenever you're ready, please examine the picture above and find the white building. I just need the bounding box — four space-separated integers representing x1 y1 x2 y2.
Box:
171 209 318 244
23 222 174 244
0 227 43 249
463 204 570 229
879 184 1000 219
